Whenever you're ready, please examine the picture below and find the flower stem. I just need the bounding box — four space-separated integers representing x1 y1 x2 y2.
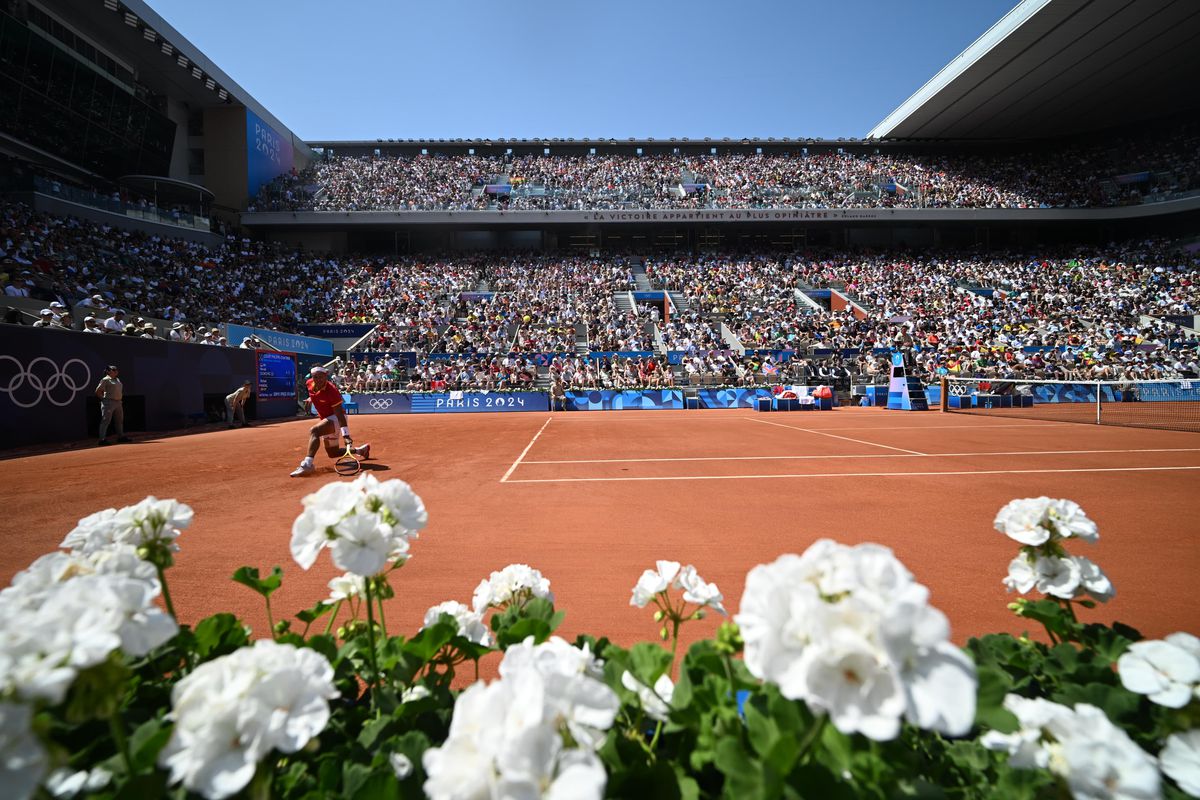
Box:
375 584 388 638
265 596 276 641
796 715 827 762
109 713 134 776
323 600 343 637
363 578 381 706
248 760 273 800
155 564 176 619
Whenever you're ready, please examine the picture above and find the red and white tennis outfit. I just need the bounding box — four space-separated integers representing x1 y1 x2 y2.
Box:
307 378 345 443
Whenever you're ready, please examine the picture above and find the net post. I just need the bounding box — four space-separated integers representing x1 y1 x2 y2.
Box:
1096 380 1102 425
940 377 948 412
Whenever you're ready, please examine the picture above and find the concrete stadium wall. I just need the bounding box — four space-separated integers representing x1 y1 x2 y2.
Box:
0 325 280 447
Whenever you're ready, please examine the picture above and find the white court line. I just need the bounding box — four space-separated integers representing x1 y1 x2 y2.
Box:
503 465 1200 484
522 447 1200 465
500 416 552 483
746 416 926 455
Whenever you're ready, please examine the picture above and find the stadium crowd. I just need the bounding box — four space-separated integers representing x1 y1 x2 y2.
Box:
249 121 1200 213
5 197 1199 388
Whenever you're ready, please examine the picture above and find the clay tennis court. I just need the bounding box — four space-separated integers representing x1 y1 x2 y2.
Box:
3 408 1199 656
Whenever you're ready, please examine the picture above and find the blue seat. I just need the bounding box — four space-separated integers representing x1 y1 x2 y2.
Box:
342 393 359 414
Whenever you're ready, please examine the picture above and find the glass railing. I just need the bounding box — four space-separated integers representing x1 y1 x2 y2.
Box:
33 177 211 231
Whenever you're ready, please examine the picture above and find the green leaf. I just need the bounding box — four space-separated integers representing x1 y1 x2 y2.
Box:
232 565 284 598
714 738 765 800
129 718 171 773
359 715 393 749
192 613 250 660
296 600 335 625
630 642 673 685
349 771 400 800
974 663 1017 733
342 762 373 797
607 761 683 800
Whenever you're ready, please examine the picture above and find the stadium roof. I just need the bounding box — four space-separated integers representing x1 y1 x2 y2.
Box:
868 0 1200 141
41 0 300 147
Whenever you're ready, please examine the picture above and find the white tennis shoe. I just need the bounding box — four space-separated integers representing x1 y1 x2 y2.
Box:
290 463 315 478
355 443 371 460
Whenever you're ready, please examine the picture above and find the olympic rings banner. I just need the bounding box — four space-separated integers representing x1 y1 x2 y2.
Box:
347 392 550 414
562 390 683 411
0 325 261 446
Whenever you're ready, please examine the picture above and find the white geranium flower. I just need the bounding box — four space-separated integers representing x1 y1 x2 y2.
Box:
1051 704 1159 800
630 560 681 607
401 685 431 704
1049 499 1099 542
1032 555 1082 599
44 767 111 798
326 573 364 601
290 479 427 576
423 601 491 646
355 474 428 536
1072 555 1115 603
678 565 727 615
736 541 974 741
61 497 192 554
1119 638 1200 708
423 640 613 800
1161 730 1200 797
473 564 554 612
160 641 337 800
980 694 1074 769
994 497 1054 546
0 703 46 800
1003 552 1038 594
1168 633 1200 664
621 671 674 722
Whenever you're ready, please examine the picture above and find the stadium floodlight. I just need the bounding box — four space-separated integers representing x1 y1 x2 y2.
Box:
103 0 119 11
177 54 188 68
217 89 228 101
204 78 216 90
160 42 173 56
191 66 203 80
142 27 156 42
123 11 138 26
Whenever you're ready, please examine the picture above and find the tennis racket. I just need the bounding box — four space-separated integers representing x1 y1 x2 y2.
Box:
334 444 361 476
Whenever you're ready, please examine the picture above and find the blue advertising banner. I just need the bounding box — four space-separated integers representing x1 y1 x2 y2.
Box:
745 349 797 362
564 390 683 411
587 351 655 361
224 324 333 358
632 292 667 301
345 392 549 414
696 388 773 409
246 109 294 197
298 324 376 338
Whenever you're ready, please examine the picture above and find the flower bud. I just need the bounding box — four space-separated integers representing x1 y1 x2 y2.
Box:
653 610 664 622
273 620 291 635
693 610 706 621
659 627 669 641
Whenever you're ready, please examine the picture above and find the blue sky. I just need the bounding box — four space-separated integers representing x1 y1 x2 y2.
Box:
148 0 1019 142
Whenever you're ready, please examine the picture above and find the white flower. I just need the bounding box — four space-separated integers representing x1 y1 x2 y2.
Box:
984 697 1159 797
1161 730 1200 797
44 767 111 798
980 694 1074 769
1050 704 1159 800
1003 552 1038 594
326 573 364 601
678 565 727 615
0 703 45 800
160 641 337 800
423 601 491 646
735 541 975 741
473 564 553 612
630 560 681 607
290 478 426 576
423 640 613 800
1119 638 1200 708
389 753 413 780
1072 555 1115 603
621 671 674 722
61 497 192 554
1050 499 1099 543
401 685 432 704
1032 555 1082 599
994 497 1055 546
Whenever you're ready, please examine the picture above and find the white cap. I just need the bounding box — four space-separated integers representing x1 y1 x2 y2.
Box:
50 301 64 308
84 316 95 322
39 308 51 315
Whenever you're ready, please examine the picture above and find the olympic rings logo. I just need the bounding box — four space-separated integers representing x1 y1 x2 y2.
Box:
368 397 394 409
0 356 92 409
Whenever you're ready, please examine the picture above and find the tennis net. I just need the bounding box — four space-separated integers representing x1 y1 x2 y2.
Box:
940 376 1200 433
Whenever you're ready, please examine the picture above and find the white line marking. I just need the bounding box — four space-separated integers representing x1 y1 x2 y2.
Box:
522 447 1200 465
746 416 927 455
500 416 552 483
503 465 1200 484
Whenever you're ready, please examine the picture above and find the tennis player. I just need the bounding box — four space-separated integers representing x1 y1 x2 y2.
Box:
290 366 371 477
